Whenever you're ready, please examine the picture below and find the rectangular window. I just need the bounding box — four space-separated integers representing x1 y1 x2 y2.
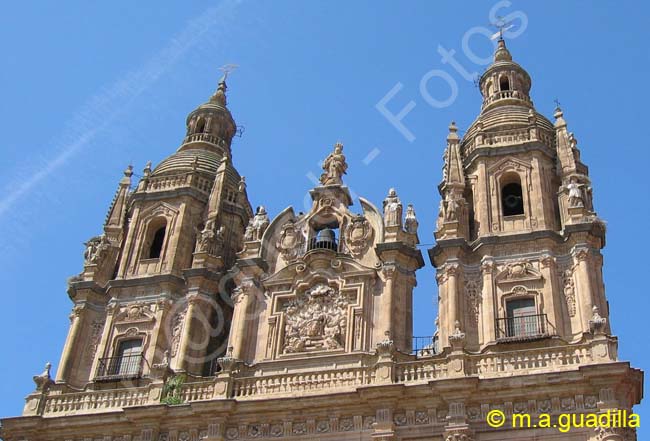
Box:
506 299 537 337
114 339 143 377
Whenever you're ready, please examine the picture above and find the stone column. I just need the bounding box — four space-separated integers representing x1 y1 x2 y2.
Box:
146 298 171 374
89 302 118 381
380 264 397 342
479 258 495 346
229 281 257 361
56 305 86 382
539 254 562 337
176 294 201 372
446 264 460 340
574 248 595 333
476 161 490 236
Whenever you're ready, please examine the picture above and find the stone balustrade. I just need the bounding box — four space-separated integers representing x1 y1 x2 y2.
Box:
31 339 609 417
144 173 213 195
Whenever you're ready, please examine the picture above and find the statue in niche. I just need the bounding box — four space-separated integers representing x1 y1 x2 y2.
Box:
404 204 419 234
83 234 110 266
319 142 348 186
244 206 270 241
283 283 349 354
567 177 584 208
383 188 403 227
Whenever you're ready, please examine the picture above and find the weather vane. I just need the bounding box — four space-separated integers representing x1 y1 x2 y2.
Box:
219 63 239 80
554 98 562 108
490 16 514 41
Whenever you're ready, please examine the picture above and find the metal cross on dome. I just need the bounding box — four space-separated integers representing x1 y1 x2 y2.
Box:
219 63 239 80
490 16 514 41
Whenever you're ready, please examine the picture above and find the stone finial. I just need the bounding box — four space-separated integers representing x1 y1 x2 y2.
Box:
447 121 459 142
210 74 228 106
554 105 567 128
33 362 53 392
143 161 152 177
404 204 419 234
494 37 512 62
238 176 247 193
319 142 348 186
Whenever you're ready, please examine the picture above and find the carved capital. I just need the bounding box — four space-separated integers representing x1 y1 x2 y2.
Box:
540 253 556 268
573 247 590 262
382 264 397 280
444 263 460 277
480 258 495 274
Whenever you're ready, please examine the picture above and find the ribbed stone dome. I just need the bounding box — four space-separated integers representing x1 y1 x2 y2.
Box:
463 105 554 142
152 148 223 176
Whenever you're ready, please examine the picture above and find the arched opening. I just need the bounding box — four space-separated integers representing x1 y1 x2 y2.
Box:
308 227 338 251
195 118 206 133
501 174 524 216
499 75 510 91
148 225 166 259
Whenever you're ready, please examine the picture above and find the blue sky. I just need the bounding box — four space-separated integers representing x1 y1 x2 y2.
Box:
1 0 648 433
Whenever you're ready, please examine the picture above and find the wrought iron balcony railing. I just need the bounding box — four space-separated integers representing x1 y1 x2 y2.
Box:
412 336 438 357
95 354 144 381
496 313 549 341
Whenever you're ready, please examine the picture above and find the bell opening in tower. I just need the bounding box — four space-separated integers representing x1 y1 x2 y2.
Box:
501 176 524 217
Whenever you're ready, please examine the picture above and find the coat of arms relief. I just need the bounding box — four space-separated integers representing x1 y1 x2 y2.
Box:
282 283 351 354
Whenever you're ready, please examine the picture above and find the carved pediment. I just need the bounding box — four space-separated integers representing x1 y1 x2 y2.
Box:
114 303 155 324
495 260 542 284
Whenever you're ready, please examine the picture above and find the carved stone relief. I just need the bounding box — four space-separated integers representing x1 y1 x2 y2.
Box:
282 284 350 354
170 310 186 357
276 220 304 261
562 269 577 317
344 215 372 257
464 277 482 328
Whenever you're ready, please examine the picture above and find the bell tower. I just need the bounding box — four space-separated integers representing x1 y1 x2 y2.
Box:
431 38 610 353
57 75 252 388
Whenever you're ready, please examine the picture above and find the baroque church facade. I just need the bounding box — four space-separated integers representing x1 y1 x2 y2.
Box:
0 40 642 441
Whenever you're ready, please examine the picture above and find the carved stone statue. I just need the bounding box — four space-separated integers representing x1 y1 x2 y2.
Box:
319 142 348 186
383 188 403 227
404 204 419 234
195 219 225 255
436 200 445 231
83 234 110 266
567 178 584 207
283 284 350 354
444 195 459 222
244 206 270 241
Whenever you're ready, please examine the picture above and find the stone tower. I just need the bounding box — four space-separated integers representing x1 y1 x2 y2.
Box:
431 38 610 352
56 75 253 390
